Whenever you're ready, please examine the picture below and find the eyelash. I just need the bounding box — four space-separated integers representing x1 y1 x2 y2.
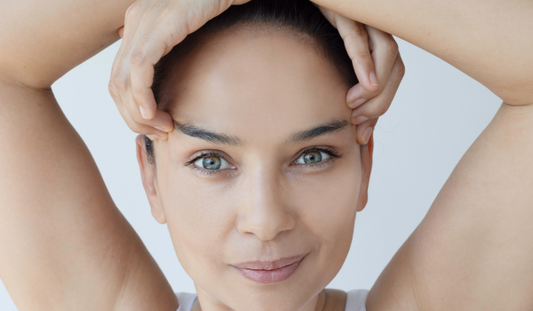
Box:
183 146 341 176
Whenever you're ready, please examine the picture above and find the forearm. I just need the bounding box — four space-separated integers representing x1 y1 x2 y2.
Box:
0 0 136 89
311 0 533 106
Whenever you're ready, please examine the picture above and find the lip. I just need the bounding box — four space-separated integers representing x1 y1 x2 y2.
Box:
232 254 306 283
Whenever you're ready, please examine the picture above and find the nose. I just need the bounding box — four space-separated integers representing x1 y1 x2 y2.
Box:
236 166 296 241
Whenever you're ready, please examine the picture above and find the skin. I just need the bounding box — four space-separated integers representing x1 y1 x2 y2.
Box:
109 0 396 141
310 0 533 309
137 28 373 311
1 0 532 311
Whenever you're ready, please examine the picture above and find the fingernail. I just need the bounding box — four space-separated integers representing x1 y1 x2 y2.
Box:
353 115 369 125
349 98 367 109
139 106 149 119
369 71 379 86
362 127 373 145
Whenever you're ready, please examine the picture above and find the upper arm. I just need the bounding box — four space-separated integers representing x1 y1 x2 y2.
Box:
0 1 179 309
0 83 177 310
0 0 131 89
313 0 533 106
366 102 533 310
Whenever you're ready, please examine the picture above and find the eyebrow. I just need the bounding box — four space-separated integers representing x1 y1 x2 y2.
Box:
173 119 349 146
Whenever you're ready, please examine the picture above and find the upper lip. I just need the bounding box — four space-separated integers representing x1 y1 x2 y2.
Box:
232 254 305 271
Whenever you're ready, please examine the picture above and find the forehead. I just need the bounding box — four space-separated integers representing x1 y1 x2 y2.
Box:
167 28 351 144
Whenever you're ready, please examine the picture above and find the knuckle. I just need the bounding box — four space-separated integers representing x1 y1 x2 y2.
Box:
109 67 126 86
366 85 384 97
354 49 372 63
129 47 146 66
397 58 406 78
385 38 399 56
125 3 142 20
343 26 367 42
108 82 118 98
108 75 124 97
367 103 387 117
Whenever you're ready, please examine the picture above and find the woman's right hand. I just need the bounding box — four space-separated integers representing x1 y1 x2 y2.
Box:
109 0 251 140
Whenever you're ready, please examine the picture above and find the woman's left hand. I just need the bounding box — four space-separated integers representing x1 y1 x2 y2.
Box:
317 5 405 145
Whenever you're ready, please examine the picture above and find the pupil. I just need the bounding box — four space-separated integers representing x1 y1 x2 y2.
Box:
304 151 321 163
203 157 221 170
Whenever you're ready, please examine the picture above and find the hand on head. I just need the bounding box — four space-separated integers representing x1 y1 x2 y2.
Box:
316 5 405 145
109 0 404 145
109 0 253 141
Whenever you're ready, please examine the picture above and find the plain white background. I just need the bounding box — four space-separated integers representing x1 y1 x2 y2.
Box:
0 34 501 309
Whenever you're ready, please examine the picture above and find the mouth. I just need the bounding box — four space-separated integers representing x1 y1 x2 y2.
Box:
232 254 306 284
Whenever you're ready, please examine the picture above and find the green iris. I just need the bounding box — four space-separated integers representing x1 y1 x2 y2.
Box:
303 151 322 164
202 156 221 170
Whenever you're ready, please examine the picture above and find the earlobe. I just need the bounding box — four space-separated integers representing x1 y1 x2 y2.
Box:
357 134 374 212
135 135 167 224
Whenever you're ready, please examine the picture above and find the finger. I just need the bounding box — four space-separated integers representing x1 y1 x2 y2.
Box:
316 5 337 27
118 26 124 38
123 111 170 140
350 54 405 122
119 76 174 133
346 27 400 108
122 1 167 120
334 17 379 92
129 108 174 133
315 6 377 91
109 9 145 113
355 117 378 145
127 14 194 120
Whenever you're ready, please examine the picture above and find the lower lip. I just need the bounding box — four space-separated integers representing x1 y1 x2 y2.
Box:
233 257 304 284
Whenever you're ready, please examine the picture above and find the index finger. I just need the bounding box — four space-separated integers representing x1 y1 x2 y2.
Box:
335 17 379 92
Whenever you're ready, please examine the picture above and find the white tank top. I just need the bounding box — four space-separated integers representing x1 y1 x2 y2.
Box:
175 289 368 311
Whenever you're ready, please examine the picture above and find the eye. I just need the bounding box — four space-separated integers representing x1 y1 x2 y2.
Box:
294 150 331 165
193 155 231 170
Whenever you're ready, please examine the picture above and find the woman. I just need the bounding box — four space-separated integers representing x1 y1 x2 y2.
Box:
0 1 400 310
1 1 532 311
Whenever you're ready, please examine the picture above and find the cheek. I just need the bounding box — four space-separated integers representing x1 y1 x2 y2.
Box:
291 153 362 276
157 169 236 278
294 157 361 242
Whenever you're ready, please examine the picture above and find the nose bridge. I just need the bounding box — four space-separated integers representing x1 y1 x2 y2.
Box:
237 163 296 241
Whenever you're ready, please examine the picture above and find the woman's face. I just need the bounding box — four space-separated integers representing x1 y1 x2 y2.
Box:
137 27 373 311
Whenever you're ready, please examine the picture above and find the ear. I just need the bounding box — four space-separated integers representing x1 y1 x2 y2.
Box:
356 132 374 212
135 135 167 224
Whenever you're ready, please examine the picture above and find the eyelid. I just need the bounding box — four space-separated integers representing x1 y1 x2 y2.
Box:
292 146 340 163
184 150 236 177
184 150 232 167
